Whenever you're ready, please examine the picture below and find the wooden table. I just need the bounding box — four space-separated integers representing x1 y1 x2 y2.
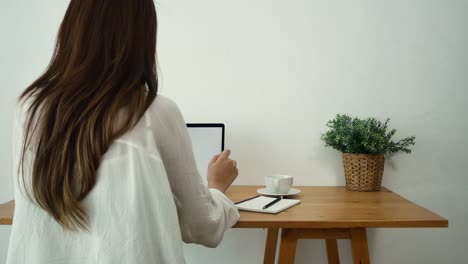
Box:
1 186 448 263
0 200 14 225
225 186 448 264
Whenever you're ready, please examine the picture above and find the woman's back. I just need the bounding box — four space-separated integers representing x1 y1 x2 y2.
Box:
8 96 239 264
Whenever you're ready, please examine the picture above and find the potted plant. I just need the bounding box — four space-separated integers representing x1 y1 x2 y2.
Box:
321 114 416 191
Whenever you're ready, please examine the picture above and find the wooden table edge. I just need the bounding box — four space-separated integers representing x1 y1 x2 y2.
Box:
0 200 14 226
233 220 448 229
0 219 13 225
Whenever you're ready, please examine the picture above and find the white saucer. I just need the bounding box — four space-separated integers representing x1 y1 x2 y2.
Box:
257 188 301 197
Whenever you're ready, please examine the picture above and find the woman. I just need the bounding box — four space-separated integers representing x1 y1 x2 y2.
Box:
7 0 239 263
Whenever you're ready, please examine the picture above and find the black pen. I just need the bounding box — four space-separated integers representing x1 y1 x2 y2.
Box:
234 195 261 205
262 196 282 209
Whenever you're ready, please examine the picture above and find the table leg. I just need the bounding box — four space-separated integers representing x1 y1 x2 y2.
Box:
326 239 340 264
278 229 298 264
264 228 279 264
350 228 370 264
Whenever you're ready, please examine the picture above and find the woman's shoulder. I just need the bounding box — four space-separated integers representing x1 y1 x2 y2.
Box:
13 97 34 128
152 95 178 110
148 95 183 119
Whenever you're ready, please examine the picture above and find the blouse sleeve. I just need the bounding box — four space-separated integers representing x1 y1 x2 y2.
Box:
150 96 239 248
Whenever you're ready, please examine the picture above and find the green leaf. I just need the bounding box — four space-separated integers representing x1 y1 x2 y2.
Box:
321 114 416 155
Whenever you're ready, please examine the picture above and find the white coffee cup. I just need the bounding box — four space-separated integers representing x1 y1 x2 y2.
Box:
265 175 293 194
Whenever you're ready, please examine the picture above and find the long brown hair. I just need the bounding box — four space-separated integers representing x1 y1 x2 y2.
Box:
18 0 158 230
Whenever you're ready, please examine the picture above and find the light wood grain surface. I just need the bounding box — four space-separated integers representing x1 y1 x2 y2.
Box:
1 186 448 229
0 186 448 264
226 186 448 229
0 200 14 225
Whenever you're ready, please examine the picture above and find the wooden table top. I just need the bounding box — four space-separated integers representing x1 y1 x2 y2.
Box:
1 186 448 229
226 186 448 229
0 200 14 225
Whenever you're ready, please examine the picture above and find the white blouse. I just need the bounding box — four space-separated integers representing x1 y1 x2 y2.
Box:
7 95 239 264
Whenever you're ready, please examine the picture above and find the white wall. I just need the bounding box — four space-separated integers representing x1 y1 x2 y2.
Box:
1 0 467 263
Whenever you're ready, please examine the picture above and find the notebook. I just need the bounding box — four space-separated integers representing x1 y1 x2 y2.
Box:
235 196 301 214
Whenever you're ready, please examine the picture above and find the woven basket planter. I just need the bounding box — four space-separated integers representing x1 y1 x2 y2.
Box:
342 153 385 191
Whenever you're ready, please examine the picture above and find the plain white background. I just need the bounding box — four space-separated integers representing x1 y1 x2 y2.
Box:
1 0 467 263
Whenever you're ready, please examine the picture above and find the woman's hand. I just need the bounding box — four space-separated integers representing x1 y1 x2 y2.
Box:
207 149 238 193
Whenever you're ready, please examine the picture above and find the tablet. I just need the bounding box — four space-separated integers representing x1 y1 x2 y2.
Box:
186 123 225 182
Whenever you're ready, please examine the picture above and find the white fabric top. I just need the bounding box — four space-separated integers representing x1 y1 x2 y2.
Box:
7 95 239 264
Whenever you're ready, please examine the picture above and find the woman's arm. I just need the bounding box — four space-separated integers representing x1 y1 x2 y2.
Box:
151 96 239 248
